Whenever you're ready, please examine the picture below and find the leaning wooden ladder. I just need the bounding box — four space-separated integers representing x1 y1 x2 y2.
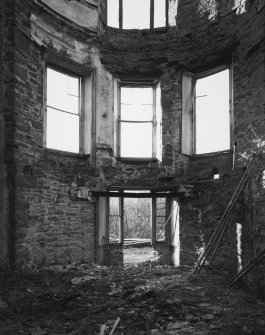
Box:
229 247 265 287
194 155 256 275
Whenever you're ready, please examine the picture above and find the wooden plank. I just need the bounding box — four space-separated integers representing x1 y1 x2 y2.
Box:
151 196 156 246
230 247 265 287
120 195 124 244
91 191 188 198
109 317 120 335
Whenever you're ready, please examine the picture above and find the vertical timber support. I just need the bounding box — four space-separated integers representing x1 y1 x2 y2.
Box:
169 198 180 266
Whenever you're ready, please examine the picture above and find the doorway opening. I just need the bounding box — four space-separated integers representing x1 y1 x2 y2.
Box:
124 191 152 246
106 190 176 266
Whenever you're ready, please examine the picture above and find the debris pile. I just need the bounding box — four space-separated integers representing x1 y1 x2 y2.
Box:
0 264 265 334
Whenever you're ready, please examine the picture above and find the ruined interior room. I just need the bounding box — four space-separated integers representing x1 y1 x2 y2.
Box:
1 0 265 334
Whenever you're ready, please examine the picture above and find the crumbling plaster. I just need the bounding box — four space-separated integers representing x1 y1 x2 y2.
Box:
39 0 98 31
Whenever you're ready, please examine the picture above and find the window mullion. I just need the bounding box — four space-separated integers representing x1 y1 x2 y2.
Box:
193 78 196 155
43 63 48 150
119 0 123 28
150 0 154 29
118 85 121 156
153 86 156 158
166 0 169 27
79 77 83 154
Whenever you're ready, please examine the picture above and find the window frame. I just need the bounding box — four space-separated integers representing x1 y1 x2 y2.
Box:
182 65 233 156
108 192 124 244
45 65 82 154
117 82 158 160
107 0 169 29
106 191 170 246
43 54 95 158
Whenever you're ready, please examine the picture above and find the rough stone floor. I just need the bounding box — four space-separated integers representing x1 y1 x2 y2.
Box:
0 262 265 335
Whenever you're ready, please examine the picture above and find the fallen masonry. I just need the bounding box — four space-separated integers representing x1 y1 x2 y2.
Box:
1 264 265 334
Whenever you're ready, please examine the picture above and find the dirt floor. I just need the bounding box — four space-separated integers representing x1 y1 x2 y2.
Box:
1 262 265 335
123 247 154 265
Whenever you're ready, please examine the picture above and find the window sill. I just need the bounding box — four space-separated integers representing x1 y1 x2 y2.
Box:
192 149 233 159
108 242 123 247
117 157 158 164
105 26 169 33
44 148 90 159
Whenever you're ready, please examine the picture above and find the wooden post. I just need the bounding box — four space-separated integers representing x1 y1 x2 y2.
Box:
152 196 156 246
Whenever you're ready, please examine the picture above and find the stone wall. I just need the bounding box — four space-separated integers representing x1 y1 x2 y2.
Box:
2 0 100 266
0 0 264 284
99 0 265 275
0 0 9 265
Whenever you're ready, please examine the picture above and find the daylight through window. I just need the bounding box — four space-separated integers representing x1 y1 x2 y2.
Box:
107 0 168 29
195 69 231 154
120 86 156 158
46 67 80 153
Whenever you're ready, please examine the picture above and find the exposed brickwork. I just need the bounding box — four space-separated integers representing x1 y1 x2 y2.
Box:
0 0 8 264
0 0 264 298
0 0 99 266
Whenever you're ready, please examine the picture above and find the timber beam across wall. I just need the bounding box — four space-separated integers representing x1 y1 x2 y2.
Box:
91 190 192 198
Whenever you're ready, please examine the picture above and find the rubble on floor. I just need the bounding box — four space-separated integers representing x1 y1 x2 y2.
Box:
0 264 265 334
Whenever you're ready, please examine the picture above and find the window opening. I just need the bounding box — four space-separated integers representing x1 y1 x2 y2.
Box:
46 67 80 153
107 0 168 29
109 195 122 243
154 0 166 28
108 191 170 246
156 197 167 241
123 0 150 29
107 0 119 28
124 191 152 245
120 86 154 158
195 69 230 154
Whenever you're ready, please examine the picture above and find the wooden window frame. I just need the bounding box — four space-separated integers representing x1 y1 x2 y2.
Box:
107 191 170 246
194 66 233 155
107 192 124 244
117 82 157 159
182 65 233 156
107 0 169 29
43 53 96 159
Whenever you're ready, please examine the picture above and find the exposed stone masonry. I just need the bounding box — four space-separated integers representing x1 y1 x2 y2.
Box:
0 0 265 293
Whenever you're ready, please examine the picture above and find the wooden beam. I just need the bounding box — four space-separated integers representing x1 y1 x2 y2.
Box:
91 191 188 198
230 247 265 287
120 196 124 244
151 196 156 246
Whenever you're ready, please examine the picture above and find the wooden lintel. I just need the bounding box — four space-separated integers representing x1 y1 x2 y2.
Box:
91 191 187 198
